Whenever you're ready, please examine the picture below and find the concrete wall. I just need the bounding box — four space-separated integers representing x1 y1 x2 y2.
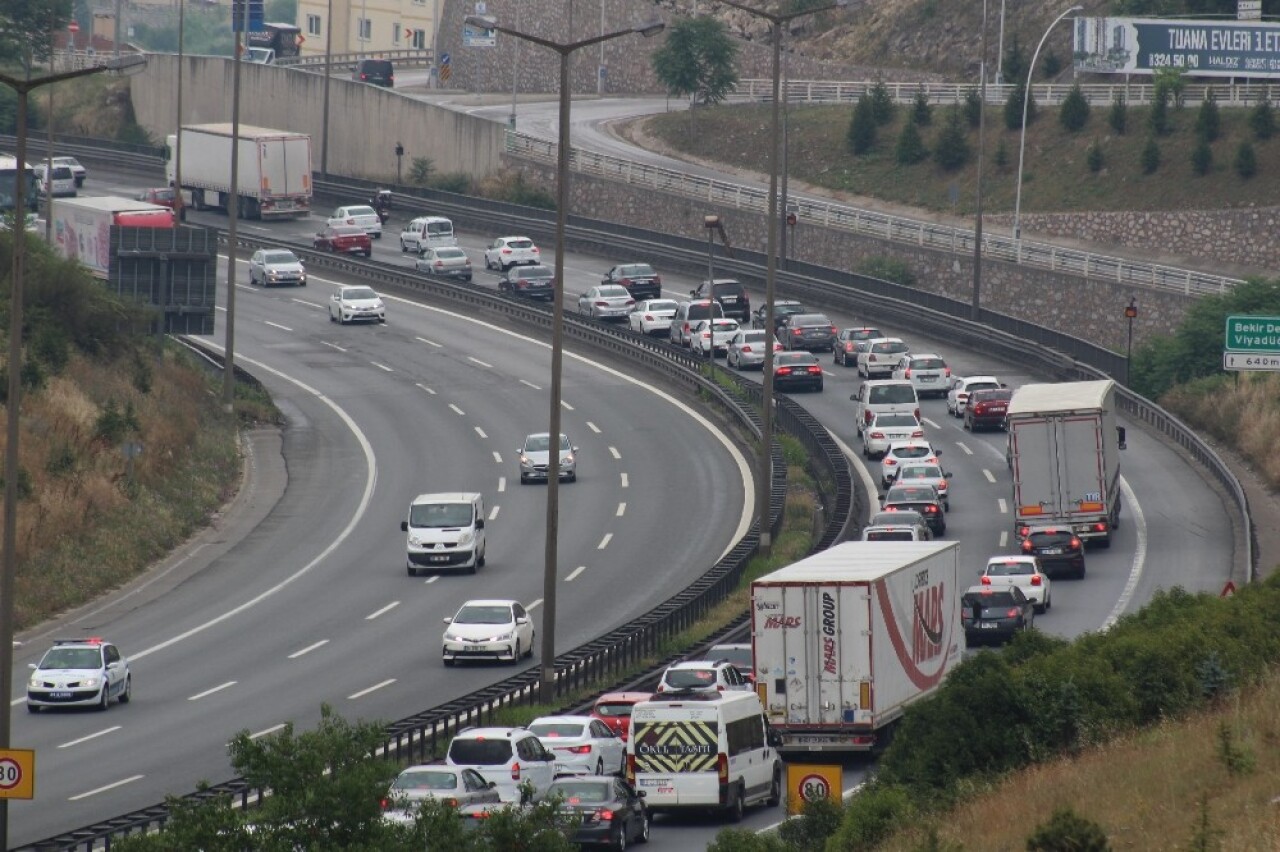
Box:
130 54 505 182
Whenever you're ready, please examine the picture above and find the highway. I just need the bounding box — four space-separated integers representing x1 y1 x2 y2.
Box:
9 132 1233 849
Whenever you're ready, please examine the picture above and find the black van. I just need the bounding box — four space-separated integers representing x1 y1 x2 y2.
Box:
353 59 394 88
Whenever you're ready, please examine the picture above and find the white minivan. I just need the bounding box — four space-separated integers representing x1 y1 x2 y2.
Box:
34 163 77 198
399 215 457 253
626 691 783 821
400 492 486 576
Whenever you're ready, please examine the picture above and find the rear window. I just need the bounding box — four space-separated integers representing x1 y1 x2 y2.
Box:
964 591 1018 610
986 561 1034 576
394 770 459 791
593 701 638 718
448 739 513 765
427 221 453 234
792 314 830 326
971 389 1012 403
1029 530 1077 547
664 668 717 688
622 264 656 277
687 302 724 321
865 529 916 541
346 206 377 217
528 723 587 738
868 384 917 404
435 248 466 259
712 646 752 668
519 267 552 280
507 239 534 249
965 382 1000 393
890 446 933 460
887 486 936 502
361 60 393 74
912 357 946 369
712 282 745 295
873 341 909 355
875 413 919 427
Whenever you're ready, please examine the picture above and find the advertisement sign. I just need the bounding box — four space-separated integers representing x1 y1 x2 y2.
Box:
785 763 842 815
1074 16 1280 77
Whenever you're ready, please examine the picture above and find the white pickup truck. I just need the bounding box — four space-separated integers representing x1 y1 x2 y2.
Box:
980 555 1051 612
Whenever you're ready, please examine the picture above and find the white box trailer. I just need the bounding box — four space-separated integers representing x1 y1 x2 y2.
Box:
165 123 311 220
50 195 175 279
1006 379 1121 546
751 540 962 752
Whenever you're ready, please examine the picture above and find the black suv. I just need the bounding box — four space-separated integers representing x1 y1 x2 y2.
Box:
880 484 946 536
353 58 394 87
690 278 750 322
961 586 1035 645
1019 524 1086 579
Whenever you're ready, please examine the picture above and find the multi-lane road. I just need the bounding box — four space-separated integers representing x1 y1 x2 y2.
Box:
8 117 1233 848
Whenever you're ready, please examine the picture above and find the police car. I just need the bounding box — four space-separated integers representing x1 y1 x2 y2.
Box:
27 637 132 712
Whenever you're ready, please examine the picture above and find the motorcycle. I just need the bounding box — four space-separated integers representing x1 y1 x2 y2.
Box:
371 189 392 227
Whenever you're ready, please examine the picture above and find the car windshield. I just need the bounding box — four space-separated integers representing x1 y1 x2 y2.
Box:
792 314 829 326
664 668 717 688
987 561 1034 576
524 434 570 452
263 251 297 264
900 466 943 480
963 592 1019 613
646 300 678 312
598 286 630 298
427 221 452 234
869 510 923 526
39 648 100 669
449 739 513 765
776 353 815 366
890 446 933 459
865 529 916 541
409 502 473 528
548 781 611 803
453 605 513 625
506 239 534 249
873 341 909 354
875 414 919 427
913 357 946 369
594 701 639 717
888 486 936 501
622 264 655 277
528 722 587 738
869 385 917 404
345 206 377 217
342 287 377 301
393 770 459 791
519 267 552 280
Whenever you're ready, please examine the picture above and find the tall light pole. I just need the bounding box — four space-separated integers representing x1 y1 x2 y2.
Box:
0 54 146 850
972 0 990 321
321 0 334 175
713 0 847 551
464 12 664 703
1012 5 1082 242
174 0 186 220
223 0 248 410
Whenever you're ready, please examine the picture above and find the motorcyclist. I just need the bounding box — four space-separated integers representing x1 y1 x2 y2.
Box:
371 189 392 225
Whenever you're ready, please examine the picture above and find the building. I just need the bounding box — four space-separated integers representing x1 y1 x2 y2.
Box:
295 0 439 56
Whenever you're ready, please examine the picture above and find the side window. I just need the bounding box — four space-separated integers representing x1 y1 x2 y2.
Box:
105 646 120 665
725 717 752 757
515 738 535 761
513 604 526 620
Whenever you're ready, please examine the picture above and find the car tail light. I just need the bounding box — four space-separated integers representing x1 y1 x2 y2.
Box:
702 331 711 338
344 217 355 224
1022 539 1033 552
980 575 991 585
1006 608 1021 618
911 430 924 438
1031 575 1042 586
502 248 512 254
1072 537 1084 548
884 458 897 467
864 411 874 424
903 368 912 378
1018 525 1030 538
869 431 885 439
914 408 921 420
809 366 821 374
1093 522 1106 532
532 247 540 253
654 274 662 284
434 260 444 268
830 326 838 336
792 328 803 335
596 808 616 821
717 754 729 784
644 313 655 321
741 344 754 353
380 797 391 810
565 745 592 754
924 505 938 513
442 797 459 808
845 343 855 352
717 684 725 692
596 301 610 308
626 299 636 307
777 367 792 376
511 762 521 780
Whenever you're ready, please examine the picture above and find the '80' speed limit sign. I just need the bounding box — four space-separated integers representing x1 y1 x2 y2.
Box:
0 749 35 799
785 762 842 815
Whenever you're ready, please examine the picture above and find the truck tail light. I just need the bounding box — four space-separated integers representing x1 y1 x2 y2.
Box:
626 754 636 783
944 367 952 377
864 411 874 424
1006 608 1021 618
914 408 921 420
1022 539 1033 552
511 762 521 780
717 754 729 784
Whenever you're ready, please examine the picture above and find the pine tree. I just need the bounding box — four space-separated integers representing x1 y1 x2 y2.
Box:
870 80 895 125
1149 91 1169 136
1196 92 1220 142
1002 35 1027 83
847 95 877 155
1108 96 1127 135
1141 136 1161 174
1005 86 1037 131
912 88 933 126
1236 140 1258 178
1086 139 1104 173
895 119 929 164
1059 84 1090 132
933 109 970 170
994 137 1009 168
963 88 983 128
1249 99 1274 140
1191 140 1212 175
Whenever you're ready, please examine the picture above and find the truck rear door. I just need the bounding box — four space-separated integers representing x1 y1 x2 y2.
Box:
1010 416 1060 522
790 584 869 727
1060 414 1107 518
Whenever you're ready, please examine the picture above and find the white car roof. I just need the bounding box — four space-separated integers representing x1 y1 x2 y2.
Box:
529 715 595 726
985 555 1039 567
410 492 481 504
457 599 519 608
960 375 1001 386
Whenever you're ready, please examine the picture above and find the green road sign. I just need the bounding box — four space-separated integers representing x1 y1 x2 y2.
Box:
1225 315 1280 353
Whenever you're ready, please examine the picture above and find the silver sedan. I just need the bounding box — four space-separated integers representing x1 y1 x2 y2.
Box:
578 285 636 321
726 328 782 370
382 765 500 824
415 246 473 281
628 298 680 335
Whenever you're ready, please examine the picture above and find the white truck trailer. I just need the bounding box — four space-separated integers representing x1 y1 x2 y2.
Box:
51 195 175 279
751 540 962 752
1006 379 1122 547
164 123 311 220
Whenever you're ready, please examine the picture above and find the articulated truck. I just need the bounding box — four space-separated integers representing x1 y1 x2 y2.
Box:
751 540 962 752
51 195 175 279
1006 379 1122 547
165 124 312 220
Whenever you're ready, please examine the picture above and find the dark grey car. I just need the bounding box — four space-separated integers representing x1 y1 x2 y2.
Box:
778 313 837 352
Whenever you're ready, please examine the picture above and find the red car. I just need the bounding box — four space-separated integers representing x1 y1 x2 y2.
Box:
965 388 1013 432
590 691 652 742
135 187 178 209
314 224 372 257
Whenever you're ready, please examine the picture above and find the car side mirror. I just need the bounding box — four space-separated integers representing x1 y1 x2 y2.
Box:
442 617 453 624
637 790 646 798
476 518 485 529
878 495 887 503
488 781 497 789
935 449 942 455
27 663 36 671
400 520 408 532
849 394 858 401
944 472 953 478
516 616 529 625
572 446 579 453
689 289 697 297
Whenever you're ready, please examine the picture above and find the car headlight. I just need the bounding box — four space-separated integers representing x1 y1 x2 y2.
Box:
519 454 532 467
562 454 575 465
28 674 40 687
83 675 102 688
458 531 474 546
444 632 460 642
492 632 513 642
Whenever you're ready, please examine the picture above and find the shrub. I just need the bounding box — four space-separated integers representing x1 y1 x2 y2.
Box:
428 172 472 194
1249 98 1274 139
1235 140 1257 179
1191 140 1212 176
1002 34 1027 83
777 796 844 850
994 137 1008 168
870 79 895 125
895 119 929 165
1005 85 1037 131
1141 136 1161 174
1025 807 1111 852
1109 95 1127 134
860 257 917 287
847 95 877 155
1042 50 1062 77
1196 92 1220 142
408 156 436 185
963 87 982 127
1085 139 1104 172
933 109 970 171
912 88 932 125
1059 84 1090 131
831 781 915 850
1149 91 1170 136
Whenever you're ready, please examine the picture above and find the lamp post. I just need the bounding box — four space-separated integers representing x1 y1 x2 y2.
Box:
710 0 848 551
972 0 991 321
0 54 146 849
174 0 186 221
1012 5 1082 242
321 0 333 175
704 214 720 375
464 11 664 703
1124 298 1138 385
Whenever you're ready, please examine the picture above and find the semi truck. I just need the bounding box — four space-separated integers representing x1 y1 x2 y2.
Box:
51 195 175 279
164 124 312 220
1006 379 1122 547
750 540 962 752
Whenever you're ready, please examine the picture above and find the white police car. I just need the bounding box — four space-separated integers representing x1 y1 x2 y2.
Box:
27 637 132 712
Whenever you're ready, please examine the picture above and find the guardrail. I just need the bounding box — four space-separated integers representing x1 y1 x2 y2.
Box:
274 48 435 71
502 131 1244 298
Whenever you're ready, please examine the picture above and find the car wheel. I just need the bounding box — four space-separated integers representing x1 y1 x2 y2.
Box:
727 785 745 823
862 442 870 459
443 657 455 667
26 704 38 714
938 523 947 536
614 824 628 851
466 559 477 575
400 239 408 252
568 472 577 483
766 770 782 807
525 637 535 658
98 685 110 711
595 758 604 775
1046 594 1052 611
511 641 521 664
815 381 824 392
407 564 417 577
1077 563 1087 580
637 809 651 843
477 548 486 568
118 676 132 704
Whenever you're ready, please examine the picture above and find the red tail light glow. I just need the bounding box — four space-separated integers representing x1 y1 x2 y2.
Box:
865 411 874 424
980 575 991 585
511 762 521 780
596 809 615 821
1031 575 1042 586
777 367 792 376
903 368 912 378
626 754 636 783
1072 537 1084 548
1007 608 1021 618
869 431 885 439
914 408 921 419
1021 539 1033 552
717 754 729 784
565 745 592 754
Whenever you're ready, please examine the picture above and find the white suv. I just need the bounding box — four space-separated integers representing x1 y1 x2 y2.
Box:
656 659 751 694
446 727 556 803
27 638 132 712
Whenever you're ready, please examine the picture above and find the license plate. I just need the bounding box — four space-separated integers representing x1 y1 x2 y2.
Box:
917 374 938 381
430 555 450 563
637 778 667 787
51 691 73 698
1042 547 1063 555
979 623 999 629
721 296 738 303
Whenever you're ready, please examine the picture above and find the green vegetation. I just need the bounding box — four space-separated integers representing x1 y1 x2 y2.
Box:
651 14 739 139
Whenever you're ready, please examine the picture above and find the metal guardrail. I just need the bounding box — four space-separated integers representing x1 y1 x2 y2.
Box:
503 132 1244 298
274 48 435 71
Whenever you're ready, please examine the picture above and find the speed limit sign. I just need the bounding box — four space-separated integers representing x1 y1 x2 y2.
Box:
785 762 841 815
0 749 35 799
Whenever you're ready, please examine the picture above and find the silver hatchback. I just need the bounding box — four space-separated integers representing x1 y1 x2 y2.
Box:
518 432 578 483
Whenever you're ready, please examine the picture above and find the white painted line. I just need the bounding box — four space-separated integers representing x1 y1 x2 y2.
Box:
290 298 320 309
370 361 393 372
956 442 974 456
616 502 627 517
348 679 396 700
475 426 488 439
598 533 613 549
415 382 436 395
59 726 121 749
565 566 587 582
265 320 293 332
425 576 439 584
1102 477 1146 631
609 446 621 460
289 640 329 659
489 505 500 520
493 451 503 464
999 530 1008 548
520 379 541 390
366 601 400 620
468 356 493 368
526 598 544 611
249 724 287 740
188 682 237 701
620 472 629 488
561 400 575 411
498 476 507 492
921 417 941 429
69 775 145 801
449 404 466 416
321 341 347 352
997 498 1008 514
587 421 602 433
416 336 442 348
983 469 996 483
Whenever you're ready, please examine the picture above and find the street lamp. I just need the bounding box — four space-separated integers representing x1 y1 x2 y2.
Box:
972 0 991 321
1012 5 1082 242
464 11 665 703
711 0 848 551
0 52 146 849
703 214 720 375
1124 297 1138 385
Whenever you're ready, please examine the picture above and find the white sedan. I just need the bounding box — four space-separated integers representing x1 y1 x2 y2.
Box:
442 599 536 665
981 555 1051 612
879 440 940 488
628 298 680 335
578 285 636 320
326 204 382 239
528 715 626 776
891 353 951 398
690 318 740 356
946 375 1004 417
861 412 925 459
727 328 782 370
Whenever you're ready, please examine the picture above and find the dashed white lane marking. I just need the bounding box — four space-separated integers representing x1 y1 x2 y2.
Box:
493 451 503 464
469 357 493 368
520 379 541 390
921 417 941 429
565 566 587 582
598 533 613 549
956 442 974 455
370 361 393 372
1103 477 1146 631
616 503 626 517
416 336 442 347
489 506 500 520
587 421 602 433
289 640 328 659
366 601 400 620
609 446 621 460
250 724 286 740
69 775 145 801
348 679 396 700
449 404 465 415
526 598 544 611
999 530 1009 548
475 426 488 439
498 476 507 492
265 321 292 332
997 498 1008 514
983 469 996 483
59 726 121 748
188 682 236 702
321 341 347 352
620 472 629 488
561 400 575 411
425 576 439 585
416 382 436 395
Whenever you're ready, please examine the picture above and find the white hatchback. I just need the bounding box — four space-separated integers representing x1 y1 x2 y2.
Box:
484 236 540 271
891 353 951 398
879 440 940 488
327 204 383 239
861 412 925 459
981 555 1052 612
528 715 627 777
857 337 910 378
690 318 740 356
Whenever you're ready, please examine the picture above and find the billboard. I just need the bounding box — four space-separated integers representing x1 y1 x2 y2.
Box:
1074 16 1280 78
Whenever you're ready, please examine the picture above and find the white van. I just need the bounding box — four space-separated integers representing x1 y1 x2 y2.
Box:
34 163 77 198
399 215 457 253
626 690 783 820
850 379 920 434
400 492 486 576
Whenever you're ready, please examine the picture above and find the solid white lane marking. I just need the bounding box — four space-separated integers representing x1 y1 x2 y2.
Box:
997 498 1008 514
449 404 466 416
616 503 626 517
469 356 492 368
587 421 602 433
565 566 587 582
69 775 145 801
999 530 1008 548
348 679 396 700
188 682 237 702
265 321 292 332
956 442 974 455
490 506 499 520
620 472 629 488
415 382 436 395
1103 477 1146 631
59 726 121 748
498 476 507 492
520 379 541 390
922 417 941 429
983 469 996 483
561 400 575 410
366 601 400 620
289 640 329 659
598 533 613 549
416 336 442 347
475 426 488 439
321 341 347 352
493 451 503 464
526 598 544 611
370 361 393 372
425 576 439 584
249 724 286 740
609 446 621 460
